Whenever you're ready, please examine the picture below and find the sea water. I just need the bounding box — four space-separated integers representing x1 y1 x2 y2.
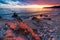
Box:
0 8 60 20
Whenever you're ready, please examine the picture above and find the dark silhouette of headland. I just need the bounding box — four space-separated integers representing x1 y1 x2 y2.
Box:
44 6 60 8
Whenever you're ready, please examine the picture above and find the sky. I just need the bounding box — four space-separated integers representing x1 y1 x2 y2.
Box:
0 0 60 8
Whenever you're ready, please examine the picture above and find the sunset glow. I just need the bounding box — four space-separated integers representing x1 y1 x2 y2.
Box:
20 5 53 8
0 4 53 8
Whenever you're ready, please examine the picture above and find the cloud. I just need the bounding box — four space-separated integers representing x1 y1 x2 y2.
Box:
0 0 60 8
20 0 60 5
0 0 25 8
0 0 8 4
6 1 22 6
0 0 60 5
0 0 25 6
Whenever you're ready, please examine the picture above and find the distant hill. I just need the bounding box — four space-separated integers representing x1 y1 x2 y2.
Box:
44 6 60 8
